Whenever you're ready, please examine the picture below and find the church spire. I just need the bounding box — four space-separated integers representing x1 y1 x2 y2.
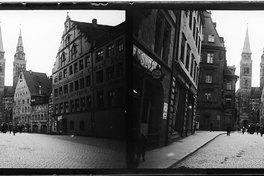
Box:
0 22 4 53
16 25 23 53
242 26 251 54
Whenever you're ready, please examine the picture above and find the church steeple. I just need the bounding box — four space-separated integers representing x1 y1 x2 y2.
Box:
16 25 24 53
242 26 251 54
13 25 26 88
240 26 252 91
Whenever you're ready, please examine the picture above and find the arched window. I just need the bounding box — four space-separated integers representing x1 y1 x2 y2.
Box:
71 43 77 60
60 52 66 67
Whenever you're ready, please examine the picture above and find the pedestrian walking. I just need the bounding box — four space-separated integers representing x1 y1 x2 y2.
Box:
226 125 231 136
242 126 246 134
210 123 214 132
256 123 260 135
260 125 264 137
12 125 17 136
136 131 147 163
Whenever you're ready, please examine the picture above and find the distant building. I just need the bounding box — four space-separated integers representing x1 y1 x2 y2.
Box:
2 86 14 123
13 71 52 132
52 14 125 138
13 27 26 89
236 26 264 127
197 11 238 131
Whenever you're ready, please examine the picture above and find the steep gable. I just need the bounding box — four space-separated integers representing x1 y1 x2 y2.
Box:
23 71 52 96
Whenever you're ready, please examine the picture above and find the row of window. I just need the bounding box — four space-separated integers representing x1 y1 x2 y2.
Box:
54 63 124 97
14 98 30 106
180 33 199 85
56 56 91 83
204 92 233 105
31 113 48 121
95 39 124 63
54 88 124 115
186 10 202 54
55 55 123 85
14 106 30 114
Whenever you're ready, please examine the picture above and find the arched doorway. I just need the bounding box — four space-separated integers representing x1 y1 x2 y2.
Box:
32 125 38 133
41 125 47 133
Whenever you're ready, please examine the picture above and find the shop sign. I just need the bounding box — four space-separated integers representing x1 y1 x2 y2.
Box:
133 45 160 72
152 68 163 79
163 102 168 119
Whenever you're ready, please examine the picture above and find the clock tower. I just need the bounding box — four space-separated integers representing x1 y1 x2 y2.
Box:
13 26 26 89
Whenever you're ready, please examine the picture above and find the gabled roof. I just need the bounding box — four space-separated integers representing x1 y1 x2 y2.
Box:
72 20 112 43
23 71 52 96
94 21 125 48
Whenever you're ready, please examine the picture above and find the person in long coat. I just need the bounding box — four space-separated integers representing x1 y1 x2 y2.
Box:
136 131 147 162
226 125 231 136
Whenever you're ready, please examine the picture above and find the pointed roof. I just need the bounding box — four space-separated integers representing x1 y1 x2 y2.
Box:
0 23 4 52
16 25 23 52
22 70 52 96
242 26 251 53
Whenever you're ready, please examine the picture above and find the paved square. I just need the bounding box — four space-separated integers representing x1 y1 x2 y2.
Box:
0 132 126 168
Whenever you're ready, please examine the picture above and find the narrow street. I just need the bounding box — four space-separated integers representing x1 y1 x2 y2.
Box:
174 131 264 168
0 132 125 168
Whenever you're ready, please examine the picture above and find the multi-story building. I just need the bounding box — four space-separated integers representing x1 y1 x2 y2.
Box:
2 86 14 124
133 10 202 151
197 11 238 131
13 28 26 89
52 14 125 138
170 10 203 139
13 70 52 132
133 10 176 148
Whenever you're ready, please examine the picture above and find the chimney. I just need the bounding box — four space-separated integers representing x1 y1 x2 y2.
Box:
92 19 97 27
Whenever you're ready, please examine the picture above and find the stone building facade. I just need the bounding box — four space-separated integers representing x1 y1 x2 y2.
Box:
197 11 238 131
133 9 202 153
52 14 125 139
13 71 52 132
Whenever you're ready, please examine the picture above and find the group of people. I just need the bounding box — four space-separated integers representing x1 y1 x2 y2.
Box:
1 123 24 135
242 123 264 136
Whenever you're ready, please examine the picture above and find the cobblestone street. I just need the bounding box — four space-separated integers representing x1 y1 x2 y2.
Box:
0 132 125 168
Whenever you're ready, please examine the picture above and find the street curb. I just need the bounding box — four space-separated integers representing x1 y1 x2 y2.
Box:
168 132 226 168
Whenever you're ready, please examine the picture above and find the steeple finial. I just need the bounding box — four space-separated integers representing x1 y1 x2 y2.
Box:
242 25 251 54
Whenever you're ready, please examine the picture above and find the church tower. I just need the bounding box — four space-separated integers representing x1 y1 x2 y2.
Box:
0 23 5 95
260 49 264 90
13 26 26 89
240 27 252 91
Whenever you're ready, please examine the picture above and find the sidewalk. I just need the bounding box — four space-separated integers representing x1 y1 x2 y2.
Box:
137 130 226 168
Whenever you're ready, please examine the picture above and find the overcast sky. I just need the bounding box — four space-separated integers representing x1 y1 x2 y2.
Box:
211 10 264 89
0 10 125 86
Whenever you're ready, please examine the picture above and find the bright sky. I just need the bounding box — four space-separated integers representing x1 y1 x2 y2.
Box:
211 10 264 90
0 10 125 86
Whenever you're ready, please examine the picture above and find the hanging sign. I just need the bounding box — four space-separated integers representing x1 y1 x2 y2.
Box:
152 67 163 79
